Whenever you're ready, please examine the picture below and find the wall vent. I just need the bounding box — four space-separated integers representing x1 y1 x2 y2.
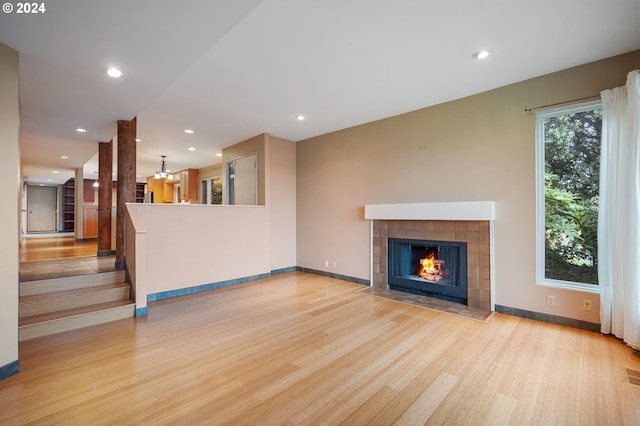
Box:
625 368 640 386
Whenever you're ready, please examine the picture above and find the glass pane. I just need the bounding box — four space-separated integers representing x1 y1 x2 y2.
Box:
543 108 601 285
211 177 222 205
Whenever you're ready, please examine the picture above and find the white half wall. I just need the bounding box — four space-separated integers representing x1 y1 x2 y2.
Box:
127 203 272 311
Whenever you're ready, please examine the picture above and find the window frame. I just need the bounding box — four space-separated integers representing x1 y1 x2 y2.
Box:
199 175 222 205
535 100 602 294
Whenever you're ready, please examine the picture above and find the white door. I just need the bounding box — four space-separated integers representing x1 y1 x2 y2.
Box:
27 186 57 233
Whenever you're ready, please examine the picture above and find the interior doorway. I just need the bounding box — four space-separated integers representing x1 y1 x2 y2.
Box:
27 186 57 233
227 153 257 205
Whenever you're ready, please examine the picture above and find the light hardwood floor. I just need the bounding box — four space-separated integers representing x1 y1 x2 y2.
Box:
19 235 97 262
2 272 639 425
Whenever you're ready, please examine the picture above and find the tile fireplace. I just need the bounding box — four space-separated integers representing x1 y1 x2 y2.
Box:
365 202 495 311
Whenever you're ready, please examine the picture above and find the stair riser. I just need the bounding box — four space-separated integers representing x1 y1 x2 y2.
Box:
20 288 130 318
19 304 136 341
20 270 126 296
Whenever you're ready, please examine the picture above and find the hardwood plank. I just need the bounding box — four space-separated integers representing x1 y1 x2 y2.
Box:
395 372 460 425
19 236 97 262
1 272 639 425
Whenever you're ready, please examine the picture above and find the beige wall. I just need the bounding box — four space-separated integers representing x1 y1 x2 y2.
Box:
0 42 20 373
126 204 272 310
269 136 297 270
197 164 223 181
296 51 640 323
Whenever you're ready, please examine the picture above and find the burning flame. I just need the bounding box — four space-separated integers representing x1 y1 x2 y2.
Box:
419 252 444 281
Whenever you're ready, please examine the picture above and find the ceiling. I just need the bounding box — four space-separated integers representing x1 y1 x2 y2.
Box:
1 0 639 185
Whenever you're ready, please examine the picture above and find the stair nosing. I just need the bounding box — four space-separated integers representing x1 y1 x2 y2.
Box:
19 270 127 296
20 283 130 304
19 300 135 327
19 268 124 283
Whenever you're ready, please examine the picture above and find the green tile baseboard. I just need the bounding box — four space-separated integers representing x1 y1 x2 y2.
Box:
495 304 600 332
0 360 19 381
296 267 369 285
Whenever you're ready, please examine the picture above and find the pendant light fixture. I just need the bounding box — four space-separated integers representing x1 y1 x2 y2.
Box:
92 171 99 188
154 155 174 180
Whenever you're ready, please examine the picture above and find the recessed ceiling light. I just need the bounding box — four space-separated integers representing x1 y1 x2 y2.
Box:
47 179 52 182
76 128 87 133
296 114 305 121
107 67 123 78
60 155 68 159
52 170 59 174
184 129 194 134
188 147 196 151
216 153 223 157
39 184 45 187
135 138 141 142
472 49 492 60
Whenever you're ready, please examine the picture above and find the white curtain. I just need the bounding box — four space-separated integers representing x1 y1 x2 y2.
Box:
599 70 640 349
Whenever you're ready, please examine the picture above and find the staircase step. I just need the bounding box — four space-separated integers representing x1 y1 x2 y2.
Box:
20 270 126 296
18 301 136 341
19 283 130 318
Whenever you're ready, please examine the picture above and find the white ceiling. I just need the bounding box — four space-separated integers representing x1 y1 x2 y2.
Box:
1 0 639 185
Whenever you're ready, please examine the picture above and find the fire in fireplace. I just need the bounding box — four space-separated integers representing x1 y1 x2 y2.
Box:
388 238 467 304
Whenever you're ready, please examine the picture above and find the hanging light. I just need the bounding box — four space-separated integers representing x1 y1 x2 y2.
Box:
92 171 99 187
154 155 174 180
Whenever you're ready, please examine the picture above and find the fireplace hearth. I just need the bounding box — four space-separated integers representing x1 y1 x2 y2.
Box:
388 238 467 304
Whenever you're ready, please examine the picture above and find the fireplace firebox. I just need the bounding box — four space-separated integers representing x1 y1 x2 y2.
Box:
388 238 467 304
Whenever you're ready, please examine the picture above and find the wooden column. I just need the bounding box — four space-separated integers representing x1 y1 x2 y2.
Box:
115 118 136 269
97 140 113 256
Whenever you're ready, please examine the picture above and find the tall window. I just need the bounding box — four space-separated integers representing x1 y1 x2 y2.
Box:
536 101 602 291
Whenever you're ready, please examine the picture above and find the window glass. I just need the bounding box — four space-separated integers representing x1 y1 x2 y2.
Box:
536 101 601 290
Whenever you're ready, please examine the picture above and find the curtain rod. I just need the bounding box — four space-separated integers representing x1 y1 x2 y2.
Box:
524 95 600 113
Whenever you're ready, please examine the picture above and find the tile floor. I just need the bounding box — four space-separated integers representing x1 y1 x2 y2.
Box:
357 286 492 321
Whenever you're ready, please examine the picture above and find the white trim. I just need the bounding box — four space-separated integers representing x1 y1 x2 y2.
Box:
490 220 496 310
369 219 374 287
538 278 599 294
535 100 602 292
364 201 495 221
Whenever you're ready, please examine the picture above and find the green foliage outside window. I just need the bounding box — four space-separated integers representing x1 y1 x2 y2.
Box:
543 108 601 285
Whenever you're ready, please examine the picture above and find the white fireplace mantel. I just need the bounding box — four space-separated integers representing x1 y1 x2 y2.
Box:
364 201 495 221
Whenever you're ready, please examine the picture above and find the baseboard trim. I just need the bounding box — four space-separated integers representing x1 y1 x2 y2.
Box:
147 272 273 304
495 304 600 332
271 266 297 275
97 250 116 257
296 267 369 285
135 307 147 317
0 360 19 381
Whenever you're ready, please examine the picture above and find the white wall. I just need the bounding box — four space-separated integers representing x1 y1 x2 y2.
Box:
127 204 271 311
296 51 640 323
0 42 20 375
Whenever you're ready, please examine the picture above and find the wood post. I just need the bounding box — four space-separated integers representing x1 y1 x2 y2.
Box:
97 140 113 256
115 118 136 269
